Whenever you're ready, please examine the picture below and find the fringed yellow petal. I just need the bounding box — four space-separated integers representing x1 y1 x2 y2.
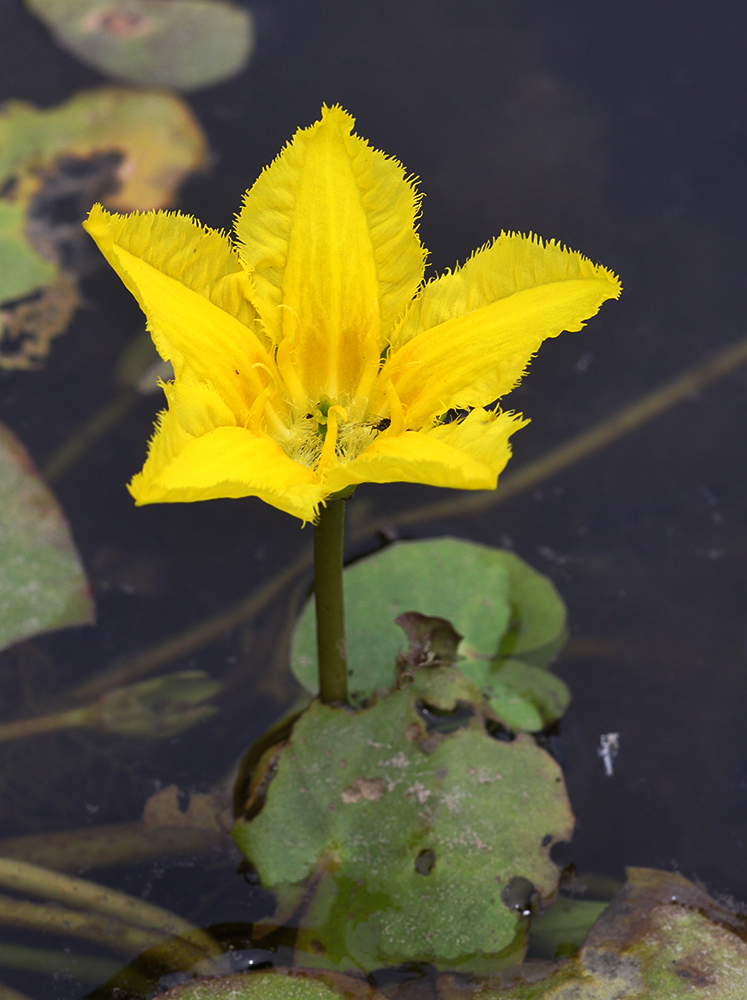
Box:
85 204 259 330
234 105 425 409
129 419 323 522
84 205 276 420
381 234 621 427
427 407 528 479
320 427 505 495
161 379 238 437
391 233 621 349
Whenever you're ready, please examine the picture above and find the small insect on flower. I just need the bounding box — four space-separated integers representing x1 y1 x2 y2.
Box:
84 105 621 523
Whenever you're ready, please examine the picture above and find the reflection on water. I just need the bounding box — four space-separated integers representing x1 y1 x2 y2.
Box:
1 0 746 995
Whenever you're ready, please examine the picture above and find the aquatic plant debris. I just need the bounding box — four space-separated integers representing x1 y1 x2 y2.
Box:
25 0 254 90
0 421 94 652
84 105 621 522
0 87 206 368
233 665 574 972
292 537 569 730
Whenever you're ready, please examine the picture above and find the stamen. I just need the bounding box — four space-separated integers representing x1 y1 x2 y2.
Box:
246 361 288 437
317 404 347 471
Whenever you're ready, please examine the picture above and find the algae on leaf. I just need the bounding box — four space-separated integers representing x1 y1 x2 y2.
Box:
26 0 254 90
233 666 574 973
0 423 94 652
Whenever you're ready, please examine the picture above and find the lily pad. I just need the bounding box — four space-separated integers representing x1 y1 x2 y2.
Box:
233 666 574 972
26 0 254 90
291 538 569 729
0 200 57 303
0 422 94 651
496 554 567 666
460 659 571 733
291 538 567 708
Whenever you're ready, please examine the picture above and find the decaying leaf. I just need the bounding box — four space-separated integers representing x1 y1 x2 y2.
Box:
233 666 574 973
0 274 78 371
26 0 254 91
469 868 747 998
0 86 207 368
142 784 230 835
0 422 94 651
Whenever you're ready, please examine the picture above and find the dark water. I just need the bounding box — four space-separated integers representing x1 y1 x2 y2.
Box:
1 0 746 995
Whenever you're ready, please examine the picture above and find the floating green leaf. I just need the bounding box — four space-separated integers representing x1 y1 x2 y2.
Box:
0 422 94 651
496 549 567 663
460 658 570 733
291 538 569 729
233 666 574 973
0 200 57 303
25 0 254 90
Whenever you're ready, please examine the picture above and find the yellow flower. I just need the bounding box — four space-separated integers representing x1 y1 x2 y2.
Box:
84 105 621 523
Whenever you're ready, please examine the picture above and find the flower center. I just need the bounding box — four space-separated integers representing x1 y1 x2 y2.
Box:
280 398 386 472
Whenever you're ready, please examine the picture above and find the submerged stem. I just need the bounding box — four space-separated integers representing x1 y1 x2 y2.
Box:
314 498 348 704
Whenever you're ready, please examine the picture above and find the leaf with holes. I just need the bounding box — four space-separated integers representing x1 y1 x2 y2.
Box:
292 538 566 702
233 665 573 973
291 537 569 729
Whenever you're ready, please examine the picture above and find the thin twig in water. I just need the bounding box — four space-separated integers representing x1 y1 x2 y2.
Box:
0 857 202 939
377 334 747 530
63 336 747 697
70 550 312 702
0 893 166 956
0 785 230 874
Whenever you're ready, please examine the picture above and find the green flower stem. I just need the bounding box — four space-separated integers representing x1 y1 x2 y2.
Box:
314 498 348 704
